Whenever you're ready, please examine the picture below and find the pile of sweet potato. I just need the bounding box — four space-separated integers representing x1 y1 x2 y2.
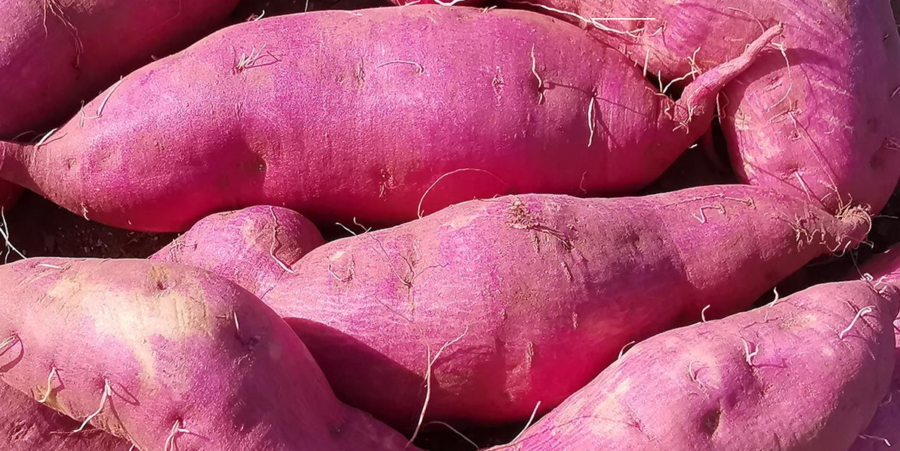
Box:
1 0 899 450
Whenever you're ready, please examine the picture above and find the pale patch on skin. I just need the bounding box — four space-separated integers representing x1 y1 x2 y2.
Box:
45 271 214 391
448 212 480 230
329 250 346 261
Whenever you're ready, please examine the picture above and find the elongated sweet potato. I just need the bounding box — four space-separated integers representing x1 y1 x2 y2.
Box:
491 280 898 450
152 206 325 294
0 6 777 232
0 259 416 451
847 246 900 451
0 382 126 450
153 184 868 427
478 0 900 215
0 0 239 137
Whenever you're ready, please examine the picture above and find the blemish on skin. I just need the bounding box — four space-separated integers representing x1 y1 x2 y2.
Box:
329 251 346 261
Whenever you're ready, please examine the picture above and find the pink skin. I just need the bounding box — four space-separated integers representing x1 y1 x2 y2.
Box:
0 6 777 233
491 280 899 451
152 184 868 427
0 259 417 451
487 0 900 215
0 0 238 137
150 206 325 296
0 382 126 450
846 246 900 451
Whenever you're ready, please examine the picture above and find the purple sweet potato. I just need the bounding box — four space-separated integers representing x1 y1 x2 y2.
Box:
847 246 900 450
491 280 898 451
152 206 325 294
0 0 239 137
497 0 900 215
0 382 126 450
153 184 868 427
0 6 778 232
0 259 416 451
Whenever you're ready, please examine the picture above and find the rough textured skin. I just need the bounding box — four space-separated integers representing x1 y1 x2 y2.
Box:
151 206 325 295
153 185 868 427
0 0 239 136
491 280 898 451
0 6 777 232
847 246 900 451
0 382 126 450
495 0 900 216
0 259 417 451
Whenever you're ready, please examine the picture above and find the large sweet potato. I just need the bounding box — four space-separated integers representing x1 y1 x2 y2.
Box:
0 382 126 450
491 280 898 450
153 184 867 427
475 0 900 216
0 259 416 451
0 6 777 232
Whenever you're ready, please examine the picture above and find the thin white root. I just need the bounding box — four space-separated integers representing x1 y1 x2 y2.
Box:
375 60 424 74
164 419 191 451
858 434 891 447
95 78 124 118
618 341 636 359
424 422 478 449
36 264 63 269
233 312 241 339
643 48 650 78
530 44 544 104
766 41 793 113
408 326 470 446
701 305 710 323
768 287 781 306
587 96 597 147
663 69 700 94
35 128 60 148
688 361 700 383
840 306 875 339
741 338 758 366
74 380 111 433
512 402 541 442
417 168 507 218
1 208 26 263
39 367 59 403
234 44 279 73
0 334 19 355
268 207 295 274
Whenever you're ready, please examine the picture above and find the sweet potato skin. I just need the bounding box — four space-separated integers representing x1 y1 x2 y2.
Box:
154 185 867 427
0 6 773 232
491 280 898 451
0 259 415 451
151 206 325 295
0 0 239 136
0 382 127 450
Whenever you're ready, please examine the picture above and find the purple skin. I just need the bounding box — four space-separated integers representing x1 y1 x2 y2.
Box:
506 0 900 215
150 206 326 295
846 246 900 451
0 6 778 233
0 259 417 451
0 0 239 137
490 280 898 451
153 184 868 427
0 382 127 450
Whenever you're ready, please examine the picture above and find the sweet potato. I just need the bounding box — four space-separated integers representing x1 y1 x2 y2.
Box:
847 246 900 450
480 0 900 215
0 382 126 450
0 259 416 451
152 184 867 427
491 280 898 450
0 0 239 137
0 6 778 232
152 206 325 294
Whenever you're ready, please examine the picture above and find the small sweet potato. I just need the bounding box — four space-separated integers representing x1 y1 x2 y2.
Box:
0 6 777 232
152 206 325 295
0 259 416 451
153 184 868 427
491 280 898 450
0 382 127 450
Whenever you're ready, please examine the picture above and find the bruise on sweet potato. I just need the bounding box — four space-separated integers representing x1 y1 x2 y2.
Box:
491 280 898 451
0 6 777 232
